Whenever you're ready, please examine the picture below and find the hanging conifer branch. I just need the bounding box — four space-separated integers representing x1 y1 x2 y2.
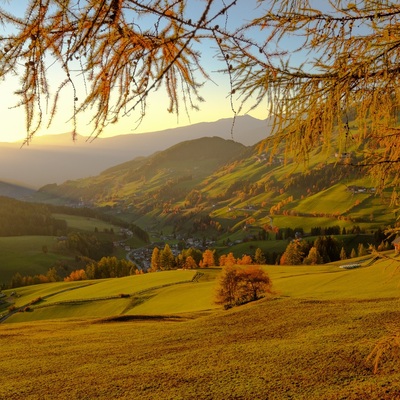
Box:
0 0 399 189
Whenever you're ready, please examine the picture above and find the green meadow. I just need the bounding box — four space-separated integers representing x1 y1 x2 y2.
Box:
0 236 70 283
52 213 120 232
1 257 400 399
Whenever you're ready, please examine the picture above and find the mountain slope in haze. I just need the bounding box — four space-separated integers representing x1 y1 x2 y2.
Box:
38 137 247 210
0 181 35 200
0 116 271 188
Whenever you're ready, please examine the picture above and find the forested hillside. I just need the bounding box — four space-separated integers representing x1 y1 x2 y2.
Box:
0 197 67 236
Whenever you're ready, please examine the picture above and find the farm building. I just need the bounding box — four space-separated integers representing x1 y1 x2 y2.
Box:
393 237 400 254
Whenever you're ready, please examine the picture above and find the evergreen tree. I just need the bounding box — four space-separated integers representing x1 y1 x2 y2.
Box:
281 240 305 265
254 248 266 265
304 247 323 265
184 256 197 269
237 254 253 265
160 244 175 270
340 247 347 261
314 236 341 263
150 247 161 272
358 243 368 257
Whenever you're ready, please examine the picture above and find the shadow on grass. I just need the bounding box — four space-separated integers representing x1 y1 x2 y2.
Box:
92 314 186 323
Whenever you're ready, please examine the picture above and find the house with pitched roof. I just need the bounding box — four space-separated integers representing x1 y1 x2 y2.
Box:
393 237 400 254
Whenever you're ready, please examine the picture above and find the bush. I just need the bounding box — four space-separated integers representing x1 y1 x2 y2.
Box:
8 305 16 313
29 297 42 305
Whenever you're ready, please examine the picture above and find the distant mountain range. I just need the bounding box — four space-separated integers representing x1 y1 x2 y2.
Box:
0 115 272 189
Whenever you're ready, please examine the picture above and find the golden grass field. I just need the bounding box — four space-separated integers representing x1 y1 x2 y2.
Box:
1 256 400 399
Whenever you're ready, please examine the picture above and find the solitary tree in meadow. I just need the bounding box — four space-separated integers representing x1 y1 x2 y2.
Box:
215 266 240 307
215 265 272 308
238 266 273 302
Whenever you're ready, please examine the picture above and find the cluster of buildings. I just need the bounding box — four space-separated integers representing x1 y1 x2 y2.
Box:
346 185 376 194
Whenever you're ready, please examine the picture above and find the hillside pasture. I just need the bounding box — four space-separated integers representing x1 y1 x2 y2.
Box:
42 270 196 303
347 194 396 225
8 298 133 323
293 184 367 215
3 256 400 323
1 295 399 399
0 236 71 285
272 214 348 230
1 256 400 398
266 260 400 300
126 280 219 315
9 281 94 308
3 270 198 323
52 213 121 233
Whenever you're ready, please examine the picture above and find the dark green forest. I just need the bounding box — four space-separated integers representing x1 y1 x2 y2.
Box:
0 197 67 236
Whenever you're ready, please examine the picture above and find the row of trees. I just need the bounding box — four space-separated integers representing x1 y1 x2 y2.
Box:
10 267 60 289
149 233 393 270
279 236 381 266
10 256 138 288
65 256 138 281
149 245 267 271
150 245 212 271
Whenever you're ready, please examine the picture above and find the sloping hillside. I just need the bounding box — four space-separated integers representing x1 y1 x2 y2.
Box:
35 132 394 245
38 136 246 208
0 181 35 199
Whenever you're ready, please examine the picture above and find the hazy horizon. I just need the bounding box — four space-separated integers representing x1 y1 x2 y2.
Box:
0 115 272 188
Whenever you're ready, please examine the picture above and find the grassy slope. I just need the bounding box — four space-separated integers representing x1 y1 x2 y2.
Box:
3 258 399 322
1 299 399 399
3 270 198 322
0 213 135 285
0 236 69 282
1 258 400 399
52 213 122 232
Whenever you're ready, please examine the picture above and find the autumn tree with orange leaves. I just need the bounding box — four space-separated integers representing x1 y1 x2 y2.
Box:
0 0 399 194
215 265 272 308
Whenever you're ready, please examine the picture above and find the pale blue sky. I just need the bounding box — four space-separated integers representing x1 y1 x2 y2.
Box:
0 1 273 143
0 0 348 143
